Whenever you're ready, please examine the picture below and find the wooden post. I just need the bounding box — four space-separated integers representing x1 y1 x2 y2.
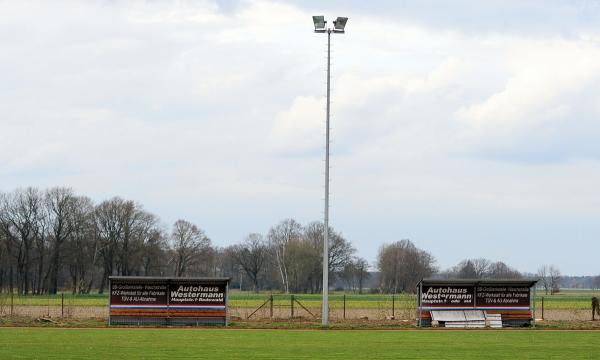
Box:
270 294 273 318
531 285 537 328
108 278 111 326
166 279 171 327
61 293 64 319
418 282 423 327
541 297 544 320
392 294 395 319
225 282 229 327
10 292 13 316
343 294 346 320
291 295 295 318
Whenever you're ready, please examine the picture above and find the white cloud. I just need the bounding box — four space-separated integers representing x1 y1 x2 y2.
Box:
1 1 600 273
269 96 324 153
456 38 600 154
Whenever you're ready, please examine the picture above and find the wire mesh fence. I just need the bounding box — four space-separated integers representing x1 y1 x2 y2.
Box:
229 293 419 321
0 293 108 319
233 293 418 321
0 292 598 322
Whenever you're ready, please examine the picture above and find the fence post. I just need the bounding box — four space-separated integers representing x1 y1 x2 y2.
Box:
541 297 544 320
343 294 346 320
392 294 395 319
291 295 294 318
61 293 64 319
270 294 273 319
10 292 13 316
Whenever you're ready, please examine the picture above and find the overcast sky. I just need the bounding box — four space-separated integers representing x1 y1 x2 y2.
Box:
2 1 600 275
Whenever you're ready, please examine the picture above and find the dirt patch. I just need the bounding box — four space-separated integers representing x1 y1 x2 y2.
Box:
1 305 595 323
231 306 416 321
535 309 594 321
2 306 107 319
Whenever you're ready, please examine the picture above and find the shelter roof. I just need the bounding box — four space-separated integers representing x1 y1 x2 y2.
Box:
109 276 230 284
417 278 538 288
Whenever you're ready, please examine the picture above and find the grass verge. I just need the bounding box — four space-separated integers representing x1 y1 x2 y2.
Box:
1 328 600 359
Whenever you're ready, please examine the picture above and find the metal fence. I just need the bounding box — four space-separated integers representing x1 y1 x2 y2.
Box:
0 293 597 322
0 293 108 319
233 294 417 321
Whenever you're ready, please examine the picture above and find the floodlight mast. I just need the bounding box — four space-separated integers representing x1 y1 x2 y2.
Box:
313 15 347 327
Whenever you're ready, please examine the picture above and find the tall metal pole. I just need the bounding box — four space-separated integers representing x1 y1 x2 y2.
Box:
322 28 331 327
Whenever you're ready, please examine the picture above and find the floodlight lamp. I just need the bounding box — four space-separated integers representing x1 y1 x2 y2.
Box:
313 15 326 32
333 17 348 32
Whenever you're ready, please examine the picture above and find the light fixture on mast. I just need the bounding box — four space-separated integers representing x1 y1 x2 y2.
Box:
312 14 348 327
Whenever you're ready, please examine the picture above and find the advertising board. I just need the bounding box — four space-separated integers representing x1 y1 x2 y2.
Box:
109 277 229 326
420 285 475 308
420 284 531 309
110 282 168 307
476 285 530 307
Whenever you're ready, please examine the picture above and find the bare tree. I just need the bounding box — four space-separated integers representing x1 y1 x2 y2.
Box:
0 188 45 294
450 258 521 280
0 197 10 292
354 258 369 294
140 228 168 276
267 219 302 293
377 240 436 293
471 258 491 278
302 221 356 293
301 222 327 292
45 187 77 294
328 231 355 275
231 233 268 292
549 265 561 295
32 207 48 294
342 257 369 293
170 219 211 277
286 239 320 293
488 261 522 279
452 258 491 279
64 196 96 294
214 246 244 289
116 201 157 276
537 265 551 295
95 198 124 293
454 260 477 278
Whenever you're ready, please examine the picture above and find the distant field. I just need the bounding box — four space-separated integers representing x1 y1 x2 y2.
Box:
231 293 417 310
0 293 414 309
2 290 599 310
1 328 599 359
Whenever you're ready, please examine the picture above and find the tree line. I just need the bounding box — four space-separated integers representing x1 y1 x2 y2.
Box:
1 187 560 295
0 187 369 295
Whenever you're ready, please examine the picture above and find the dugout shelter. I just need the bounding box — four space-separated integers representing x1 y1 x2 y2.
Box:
109 276 230 326
416 278 538 328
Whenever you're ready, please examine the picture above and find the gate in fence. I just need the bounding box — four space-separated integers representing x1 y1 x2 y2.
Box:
247 294 317 319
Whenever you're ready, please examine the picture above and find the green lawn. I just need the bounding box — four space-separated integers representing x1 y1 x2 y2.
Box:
0 328 599 359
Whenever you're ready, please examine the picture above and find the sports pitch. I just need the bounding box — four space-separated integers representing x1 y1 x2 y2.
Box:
1 328 599 359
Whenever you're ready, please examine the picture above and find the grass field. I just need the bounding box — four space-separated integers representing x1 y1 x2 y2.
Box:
2 289 599 310
1 328 599 359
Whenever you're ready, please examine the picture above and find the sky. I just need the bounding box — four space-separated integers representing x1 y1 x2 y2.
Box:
1 0 600 275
